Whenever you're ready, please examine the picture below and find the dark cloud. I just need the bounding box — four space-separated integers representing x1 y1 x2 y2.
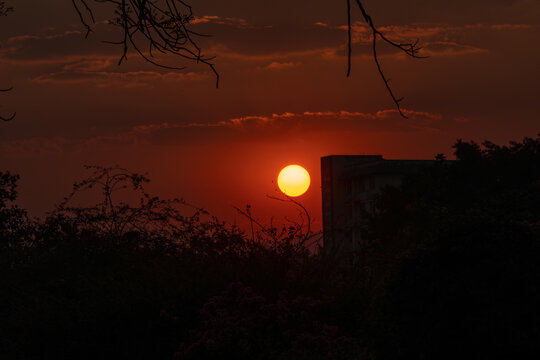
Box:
193 21 343 57
264 61 300 70
194 0 540 27
135 108 443 146
2 11 533 75
32 69 209 87
355 0 540 26
0 27 116 62
0 108 443 158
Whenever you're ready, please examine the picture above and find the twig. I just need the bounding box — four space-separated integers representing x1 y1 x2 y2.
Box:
266 194 312 248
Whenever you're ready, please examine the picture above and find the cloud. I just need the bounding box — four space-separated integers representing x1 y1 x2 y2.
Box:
421 41 487 56
0 108 443 158
0 137 67 157
488 24 535 30
224 109 442 134
264 61 299 70
146 109 443 146
454 117 472 123
0 28 108 62
62 59 112 72
331 22 538 58
207 43 338 63
6 30 84 43
3 17 527 76
191 15 249 28
32 69 209 87
192 21 344 58
197 21 534 65
0 25 209 70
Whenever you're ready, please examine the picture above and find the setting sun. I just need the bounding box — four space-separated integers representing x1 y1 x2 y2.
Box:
277 165 311 197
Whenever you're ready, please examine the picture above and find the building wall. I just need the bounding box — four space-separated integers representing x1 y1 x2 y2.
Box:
321 155 435 258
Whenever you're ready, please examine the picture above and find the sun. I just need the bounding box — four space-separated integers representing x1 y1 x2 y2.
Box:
277 165 311 197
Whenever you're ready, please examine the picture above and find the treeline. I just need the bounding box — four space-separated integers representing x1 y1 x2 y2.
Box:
1 136 540 359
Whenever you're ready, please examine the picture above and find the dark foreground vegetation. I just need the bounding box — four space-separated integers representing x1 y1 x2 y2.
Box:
2 136 540 359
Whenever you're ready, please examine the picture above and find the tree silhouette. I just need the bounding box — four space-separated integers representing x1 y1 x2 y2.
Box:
0 171 29 268
365 135 540 359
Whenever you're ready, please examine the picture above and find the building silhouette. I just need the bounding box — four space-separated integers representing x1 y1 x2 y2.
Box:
321 155 436 257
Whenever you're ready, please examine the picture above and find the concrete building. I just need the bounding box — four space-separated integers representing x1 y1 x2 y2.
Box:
321 155 436 257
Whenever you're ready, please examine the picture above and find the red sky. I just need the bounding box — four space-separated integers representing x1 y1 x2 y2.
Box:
1 0 539 230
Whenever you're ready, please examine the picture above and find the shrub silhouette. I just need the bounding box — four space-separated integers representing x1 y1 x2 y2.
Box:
176 282 362 360
1 166 332 359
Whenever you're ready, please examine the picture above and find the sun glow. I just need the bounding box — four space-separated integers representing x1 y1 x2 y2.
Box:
277 165 311 197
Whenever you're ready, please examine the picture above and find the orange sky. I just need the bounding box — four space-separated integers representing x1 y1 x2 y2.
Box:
1 0 539 230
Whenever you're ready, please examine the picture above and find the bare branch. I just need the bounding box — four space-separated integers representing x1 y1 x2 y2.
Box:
0 1 13 17
72 0 219 87
347 0 427 118
71 0 94 38
0 111 16 122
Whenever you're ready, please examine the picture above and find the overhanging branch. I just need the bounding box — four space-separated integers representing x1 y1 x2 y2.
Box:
347 0 427 118
72 0 219 87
